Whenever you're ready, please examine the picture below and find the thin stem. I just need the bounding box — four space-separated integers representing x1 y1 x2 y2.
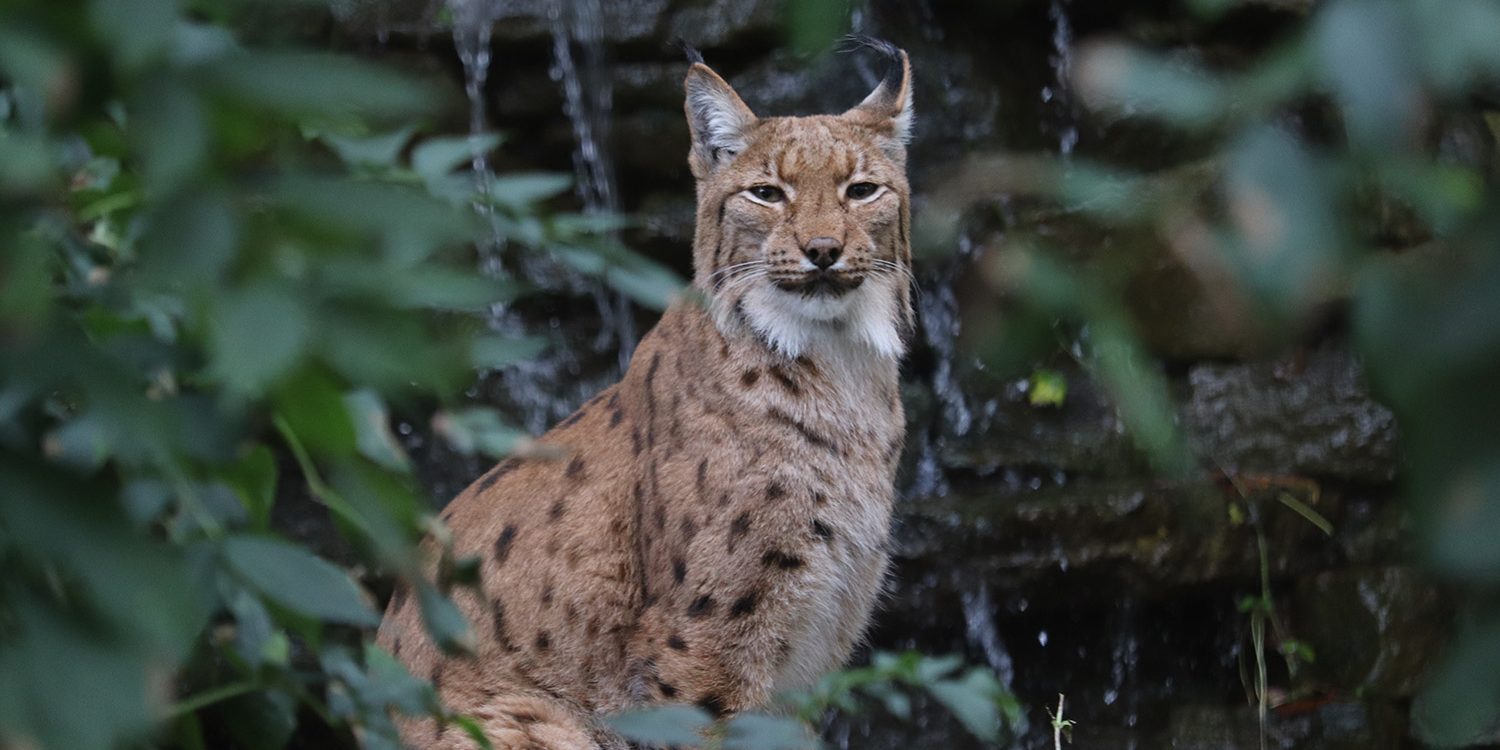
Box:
273 413 371 535
167 681 259 717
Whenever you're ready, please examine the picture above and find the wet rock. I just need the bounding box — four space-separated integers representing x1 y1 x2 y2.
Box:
1182 346 1401 483
666 0 780 49
1163 700 1405 750
1291 566 1450 697
895 477 1344 594
940 347 1399 485
939 365 1147 478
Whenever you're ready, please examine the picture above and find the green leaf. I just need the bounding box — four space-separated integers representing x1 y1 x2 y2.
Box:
927 669 1005 743
131 74 207 196
92 0 178 69
607 705 713 747
448 715 496 750
222 535 378 626
201 52 441 121
1028 368 1068 408
484 172 572 210
603 259 684 311
470 335 550 371
434 408 528 459
223 445 278 530
1075 42 1230 128
218 690 297 750
121 478 172 526
320 125 416 169
364 643 434 715
344 389 410 472
210 283 311 397
723 713 822 750
274 369 357 458
0 600 158 750
412 133 500 181
416 582 473 654
1411 617 1500 747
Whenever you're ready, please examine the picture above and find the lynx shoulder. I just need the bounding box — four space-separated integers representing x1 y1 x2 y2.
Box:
377 40 916 750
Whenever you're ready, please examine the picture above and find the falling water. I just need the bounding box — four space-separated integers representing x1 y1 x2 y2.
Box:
962 581 1018 687
1104 598 1142 748
1041 0 1079 156
907 233 984 499
444 0 636 433
548 0 637 367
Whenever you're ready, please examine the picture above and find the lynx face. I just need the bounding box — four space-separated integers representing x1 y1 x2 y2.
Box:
685 43 916 360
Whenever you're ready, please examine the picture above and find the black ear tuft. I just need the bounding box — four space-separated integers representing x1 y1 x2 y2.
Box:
841 35 903 90
841 35 902 61
675 38 705 65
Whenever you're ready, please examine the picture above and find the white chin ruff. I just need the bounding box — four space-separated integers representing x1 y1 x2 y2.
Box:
734 278 904 360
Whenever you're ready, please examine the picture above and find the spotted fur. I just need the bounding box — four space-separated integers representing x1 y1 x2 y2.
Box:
377 41 915 750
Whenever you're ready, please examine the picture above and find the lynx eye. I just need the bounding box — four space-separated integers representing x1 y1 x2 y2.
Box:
748 185 785 203
846 182 880 200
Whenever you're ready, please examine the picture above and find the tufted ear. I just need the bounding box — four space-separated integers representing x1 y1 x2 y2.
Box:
843 39 913 153
684 60 757 176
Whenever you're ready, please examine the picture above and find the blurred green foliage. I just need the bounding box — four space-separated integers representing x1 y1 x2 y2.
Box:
0 1 680 748
610 650 1024 749
962 0 1500 743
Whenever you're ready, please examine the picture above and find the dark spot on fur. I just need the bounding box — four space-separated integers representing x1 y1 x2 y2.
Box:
549 500 566 522
610 408 623 427
718 491 732 508
631 428 642 455
812 491 828 505
565 456 586 479
647 353 661 392
698 693 728 718
535 631 551 651
672 557 687 584
391 637 401 656
559 411 584 429
768 407 840 455
658 680 679 699
541 583 554 607
762 550 805 570
696 458 709 495
494 525 517 564
769 366 801 396
687 594 716 618
728 512 751 552
740 369 760 387
492 599 518 651
668 634 688 651
729 592 759 618
812 519 834 541
654 505 666 532
513 711 540 725
795 355 820 376
478 458 520 491
766 482 786 500
681 516 698 541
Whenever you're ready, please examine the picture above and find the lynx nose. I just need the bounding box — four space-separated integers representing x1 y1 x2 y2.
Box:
803 237 843 270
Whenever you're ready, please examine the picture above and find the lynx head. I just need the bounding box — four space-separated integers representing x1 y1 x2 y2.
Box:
684 40 915 361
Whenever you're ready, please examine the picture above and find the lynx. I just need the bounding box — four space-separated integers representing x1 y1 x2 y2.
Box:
377 40 916 749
